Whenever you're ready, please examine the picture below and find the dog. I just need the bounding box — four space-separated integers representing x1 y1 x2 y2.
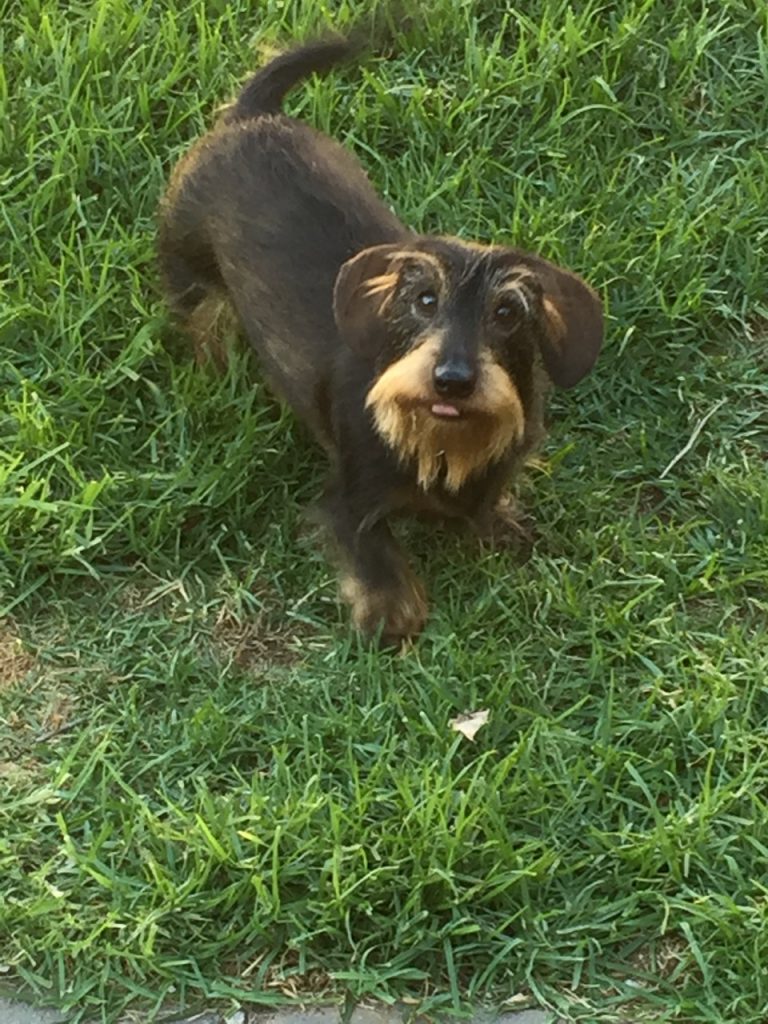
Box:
157 34 604 646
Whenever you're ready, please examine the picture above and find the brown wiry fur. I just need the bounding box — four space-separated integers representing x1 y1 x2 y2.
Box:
366 336 525 491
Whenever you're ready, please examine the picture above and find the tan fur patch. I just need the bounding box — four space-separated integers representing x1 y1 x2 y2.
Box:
495 268 539 318
185 293 238 369
363 273 399 298
362 250 447 308
340 572 428 641
542 296 566 346
388 249 447 275
366 337 525 492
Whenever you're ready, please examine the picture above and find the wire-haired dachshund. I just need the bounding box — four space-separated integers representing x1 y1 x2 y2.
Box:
158 34 604 646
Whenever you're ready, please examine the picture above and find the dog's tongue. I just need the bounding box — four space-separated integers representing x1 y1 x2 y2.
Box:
431 402 461 418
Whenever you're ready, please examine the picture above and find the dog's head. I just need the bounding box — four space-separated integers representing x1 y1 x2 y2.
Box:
333 237 603 491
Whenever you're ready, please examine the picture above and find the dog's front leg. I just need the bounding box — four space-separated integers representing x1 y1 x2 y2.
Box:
323 493 427 646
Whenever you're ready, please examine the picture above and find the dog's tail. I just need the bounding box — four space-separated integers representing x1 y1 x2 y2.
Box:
225 35 361 123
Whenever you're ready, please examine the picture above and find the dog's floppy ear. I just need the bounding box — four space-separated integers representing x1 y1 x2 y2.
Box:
522 254 604 389
333 244 406 351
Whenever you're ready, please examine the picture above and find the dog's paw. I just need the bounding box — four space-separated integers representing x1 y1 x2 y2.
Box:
341 572 428 648
476 494 537 553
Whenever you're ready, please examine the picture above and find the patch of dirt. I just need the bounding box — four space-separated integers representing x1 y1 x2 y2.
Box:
39 691 74 737
261 966 333 999
220 949 334 1000
0 620 36 690
212 607 305 671
3 684 77 762
0 757 41 788
629 933 688 980
633 483 676 527
116 572 313 671
0 621 77 760
117 575 194 614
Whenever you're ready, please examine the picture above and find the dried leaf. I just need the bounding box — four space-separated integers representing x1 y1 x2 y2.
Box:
450 708 490 741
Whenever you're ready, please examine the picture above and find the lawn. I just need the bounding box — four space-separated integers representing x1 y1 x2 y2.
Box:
1 0 767 1021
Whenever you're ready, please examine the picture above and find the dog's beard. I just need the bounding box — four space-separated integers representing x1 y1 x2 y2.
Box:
366 338 525 492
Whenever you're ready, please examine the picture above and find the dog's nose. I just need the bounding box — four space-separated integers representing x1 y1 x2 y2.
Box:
433 361 476 399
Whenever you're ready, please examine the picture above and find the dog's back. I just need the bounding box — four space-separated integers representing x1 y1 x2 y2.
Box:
158 37 405 442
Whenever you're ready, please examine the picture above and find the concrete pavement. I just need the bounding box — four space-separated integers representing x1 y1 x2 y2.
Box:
0 999 559 1024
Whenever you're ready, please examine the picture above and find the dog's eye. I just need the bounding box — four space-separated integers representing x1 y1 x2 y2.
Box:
494 301 516 323
414 290 438 316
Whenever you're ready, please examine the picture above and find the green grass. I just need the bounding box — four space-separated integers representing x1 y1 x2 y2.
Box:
2 0 767 1021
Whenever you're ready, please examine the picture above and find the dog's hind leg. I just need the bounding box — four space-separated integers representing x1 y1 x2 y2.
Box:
181 289 238 370
159 238 235 369
158 182 235 368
